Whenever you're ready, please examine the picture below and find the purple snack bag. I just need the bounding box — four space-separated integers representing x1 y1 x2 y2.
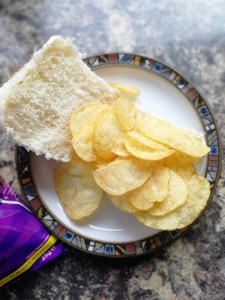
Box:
0 176 67 287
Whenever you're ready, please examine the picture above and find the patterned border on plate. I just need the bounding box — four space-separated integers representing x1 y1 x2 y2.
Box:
16 54 221 257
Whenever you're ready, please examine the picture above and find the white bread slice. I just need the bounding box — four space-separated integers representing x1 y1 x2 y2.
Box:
0 36 119 162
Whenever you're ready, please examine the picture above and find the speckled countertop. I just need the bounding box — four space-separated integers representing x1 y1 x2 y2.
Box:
0 0 225 299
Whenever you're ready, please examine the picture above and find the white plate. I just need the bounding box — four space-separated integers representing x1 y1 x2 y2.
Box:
16 54 221 257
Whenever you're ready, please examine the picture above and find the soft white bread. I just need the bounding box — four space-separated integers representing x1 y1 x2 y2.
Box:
0 36 119 162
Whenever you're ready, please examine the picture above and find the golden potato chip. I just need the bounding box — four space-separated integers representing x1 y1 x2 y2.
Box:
94 106 125 160
187 173 211 199
114 96 136 131
89 158 114 170
107 194 138 213
70 101 108 162
138 116 210 158
93 156 155 195
134 173 210 230
124 135 175 161
112 144 130 157
53 159 103 220
108 82 140 97
70 101 108 136
147 170 187 216
69 149 80 162
72 124 98 162
127 131 169 150
163 152 195 180
127 165 170 210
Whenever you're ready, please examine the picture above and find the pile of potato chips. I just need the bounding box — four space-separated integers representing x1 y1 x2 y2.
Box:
53 83 211 231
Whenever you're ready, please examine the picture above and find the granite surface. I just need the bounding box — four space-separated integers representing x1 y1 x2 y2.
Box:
0 0 225 299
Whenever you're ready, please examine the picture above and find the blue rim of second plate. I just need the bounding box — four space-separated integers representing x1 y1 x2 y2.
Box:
16 53 222 257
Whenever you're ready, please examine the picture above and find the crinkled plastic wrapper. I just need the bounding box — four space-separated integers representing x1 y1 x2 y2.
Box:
0 176 67 287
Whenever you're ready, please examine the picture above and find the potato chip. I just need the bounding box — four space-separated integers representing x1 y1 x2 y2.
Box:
135 173 210 230
93 156 155 195
90 158 114 170
109 82 140 97
72 124 98 162
127 165 170 210
70 102 108 162
114 96 136 131
147 170 187 216
127 131 169 150
112 146 130 157
94 106 125 160
53 159 103 220
138 116 210 158
70 101 108 136
69 149 80 162
163 152 195 180
107 194 138 213
124 135 175 161
187 173 211 199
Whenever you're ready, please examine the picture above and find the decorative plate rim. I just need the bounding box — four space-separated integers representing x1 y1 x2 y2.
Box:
16 53 222 258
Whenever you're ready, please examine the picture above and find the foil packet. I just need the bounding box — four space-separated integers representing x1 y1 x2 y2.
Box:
0 176 67 287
